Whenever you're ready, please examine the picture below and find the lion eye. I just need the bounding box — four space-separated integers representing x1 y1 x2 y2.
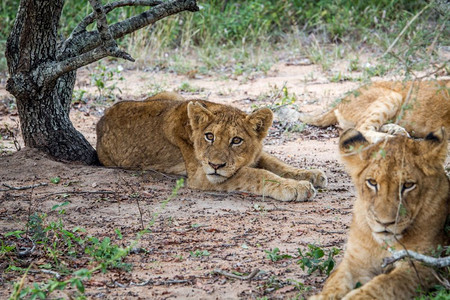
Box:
402 182 416 193
205 132 214 142
366 179 378 190
230 136 243 146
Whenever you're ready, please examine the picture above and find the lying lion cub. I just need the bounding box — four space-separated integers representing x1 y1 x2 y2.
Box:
310 128 449 300
301 80 450 143
96 92 327 201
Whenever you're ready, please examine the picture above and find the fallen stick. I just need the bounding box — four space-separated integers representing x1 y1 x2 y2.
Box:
213 268 260 280
0 182 48 191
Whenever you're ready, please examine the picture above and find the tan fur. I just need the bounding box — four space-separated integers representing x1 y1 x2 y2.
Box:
96 92 327 202
301 80 450 142
310 128 449 300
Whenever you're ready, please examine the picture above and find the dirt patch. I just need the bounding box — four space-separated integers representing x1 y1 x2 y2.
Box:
0 60 448 299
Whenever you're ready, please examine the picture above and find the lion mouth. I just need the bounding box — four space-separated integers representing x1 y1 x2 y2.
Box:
372 230 403 244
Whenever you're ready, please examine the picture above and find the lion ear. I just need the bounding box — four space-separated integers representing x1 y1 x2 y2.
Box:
421 128 448 166
187 101 213 129
246 108 273 139
339 128 370 166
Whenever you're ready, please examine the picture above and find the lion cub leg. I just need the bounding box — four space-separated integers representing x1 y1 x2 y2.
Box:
356 90 403 143
189 166 316 202
257 152 327 188
341 263 432 300
309 261 354 300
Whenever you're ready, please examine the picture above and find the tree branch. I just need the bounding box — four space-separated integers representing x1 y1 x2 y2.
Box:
41 0 198 86
71 0 164 36
382 250 450 268
60 0 198 60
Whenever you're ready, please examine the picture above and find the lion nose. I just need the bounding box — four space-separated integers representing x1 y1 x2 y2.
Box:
376 219 396 227
209 162 226 170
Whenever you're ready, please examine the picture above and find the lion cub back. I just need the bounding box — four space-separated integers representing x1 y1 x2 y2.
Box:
303 80 450 138
96 94 186 174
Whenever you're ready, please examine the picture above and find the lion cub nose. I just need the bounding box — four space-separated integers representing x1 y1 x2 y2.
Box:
376 219 396 227
209 162 226 170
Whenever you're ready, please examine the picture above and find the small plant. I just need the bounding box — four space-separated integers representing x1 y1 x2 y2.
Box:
178 82 203 93
264 247 292 262
297 244 341 276
190 249 210 258
90 61 124 102
49 176 61 184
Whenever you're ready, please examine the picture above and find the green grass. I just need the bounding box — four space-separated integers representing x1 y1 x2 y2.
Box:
3 178 184 299
1 0 447 77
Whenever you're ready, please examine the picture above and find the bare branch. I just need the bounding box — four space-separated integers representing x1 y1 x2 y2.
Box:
60 0 198 60
46 0 198 84
88 0 135 62
71 0 164 36
382 250 450 268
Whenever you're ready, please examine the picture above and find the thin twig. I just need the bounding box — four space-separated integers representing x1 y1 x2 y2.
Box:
17 238 36 257
426 17 447 55
213 268 260 281
383 3 432 57
121 177 145 230
0 182 48 192
432 269 450 289
28 269 62 280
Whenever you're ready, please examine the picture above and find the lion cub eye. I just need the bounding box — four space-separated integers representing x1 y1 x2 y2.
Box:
230 136 243 146
205 132 214 142
402 182 416 193
366 179 378 191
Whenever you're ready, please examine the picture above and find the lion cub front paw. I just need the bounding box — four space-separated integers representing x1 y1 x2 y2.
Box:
272 180 316 202
307 169 327 188
286 169 327 188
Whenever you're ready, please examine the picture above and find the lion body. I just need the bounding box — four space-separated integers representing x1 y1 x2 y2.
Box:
310 128 449 299
302 80 450 142
96 92 327 201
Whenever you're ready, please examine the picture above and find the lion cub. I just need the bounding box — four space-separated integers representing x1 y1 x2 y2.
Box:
310 128 449 300
96 92 327 202
301 80 450 143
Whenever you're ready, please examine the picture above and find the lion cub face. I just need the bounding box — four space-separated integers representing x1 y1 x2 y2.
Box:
339 128 448 245
187 102 273 184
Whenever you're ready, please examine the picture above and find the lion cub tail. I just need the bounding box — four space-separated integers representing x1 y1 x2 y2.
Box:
299 108 338 128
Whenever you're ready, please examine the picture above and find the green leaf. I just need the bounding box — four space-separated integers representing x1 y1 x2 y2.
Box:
50 177 61 184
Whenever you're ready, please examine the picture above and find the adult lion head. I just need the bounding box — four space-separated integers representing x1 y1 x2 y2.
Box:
339 128 449 245
187 101 273 184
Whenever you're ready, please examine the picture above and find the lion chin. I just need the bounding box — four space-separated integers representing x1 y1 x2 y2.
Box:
206 174 228 184
371 231 403 245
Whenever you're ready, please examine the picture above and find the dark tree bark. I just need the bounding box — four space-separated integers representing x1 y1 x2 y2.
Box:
6 0 198 164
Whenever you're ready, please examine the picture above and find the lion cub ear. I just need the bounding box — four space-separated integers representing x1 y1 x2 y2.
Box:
339 128 370 166
187 101 214 129
421 127 448 166
246 108 273 139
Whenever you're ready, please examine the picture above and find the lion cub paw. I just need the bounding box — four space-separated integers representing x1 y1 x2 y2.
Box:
274 180 316 202
307 169 327 188
285 169 327 188
380 123 410 137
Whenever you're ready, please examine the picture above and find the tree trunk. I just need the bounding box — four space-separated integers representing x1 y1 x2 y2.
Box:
6 0 98 164
5 0 198 165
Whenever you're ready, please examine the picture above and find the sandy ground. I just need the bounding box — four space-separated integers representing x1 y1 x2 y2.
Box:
0 58 449 299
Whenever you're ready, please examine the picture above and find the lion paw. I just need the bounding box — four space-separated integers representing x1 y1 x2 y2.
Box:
275 180 316 202
285 169 327 188
308 169 327 188
380 124 410 137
